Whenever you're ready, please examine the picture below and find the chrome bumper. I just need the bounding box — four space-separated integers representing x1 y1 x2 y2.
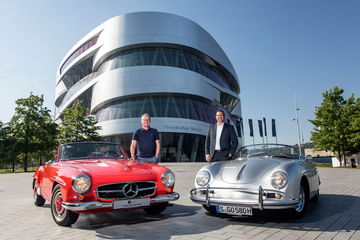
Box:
62 192 180 211
190 186 299 210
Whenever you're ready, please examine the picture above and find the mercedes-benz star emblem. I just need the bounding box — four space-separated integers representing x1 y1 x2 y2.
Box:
122 183 138 198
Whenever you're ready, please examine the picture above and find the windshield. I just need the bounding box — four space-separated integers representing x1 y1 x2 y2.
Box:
60 142 125 160
235 144 300 160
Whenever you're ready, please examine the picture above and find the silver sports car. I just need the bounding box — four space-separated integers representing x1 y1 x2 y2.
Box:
190 144 320 218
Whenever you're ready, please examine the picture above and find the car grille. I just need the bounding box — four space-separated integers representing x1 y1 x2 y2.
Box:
96 181 157 199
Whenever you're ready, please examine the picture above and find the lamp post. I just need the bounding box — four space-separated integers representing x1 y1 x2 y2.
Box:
293 95 302 156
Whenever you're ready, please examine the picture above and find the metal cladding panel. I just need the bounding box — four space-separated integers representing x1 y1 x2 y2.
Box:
90 66 227 113
55 81 67 105
97 117 210 137
93 12 238 81
56 12 238 86
56 76 99 117
56 46 101 85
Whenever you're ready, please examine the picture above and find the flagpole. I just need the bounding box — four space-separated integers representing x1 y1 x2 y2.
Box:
294 95 302 156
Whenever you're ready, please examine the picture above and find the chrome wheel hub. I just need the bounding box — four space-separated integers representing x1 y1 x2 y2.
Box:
295 186 305 212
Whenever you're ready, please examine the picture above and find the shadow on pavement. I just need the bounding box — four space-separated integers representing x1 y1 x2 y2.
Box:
71 193 359 239
204 193 360 230
74 203 200 229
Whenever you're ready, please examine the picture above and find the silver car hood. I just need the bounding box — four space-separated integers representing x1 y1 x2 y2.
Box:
221 158 280 184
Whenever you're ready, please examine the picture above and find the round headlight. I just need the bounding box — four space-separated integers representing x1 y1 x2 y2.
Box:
271 171 288 189
162 171 175 187
72 174 91 194
196 171 211 186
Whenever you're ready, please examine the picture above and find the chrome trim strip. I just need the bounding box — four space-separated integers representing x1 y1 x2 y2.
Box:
190 187 298 210
97 181 156 188
95 186 158 193
96 190 125 193
259 186 264 210
61 192 180 211
236 164 246 180
49 178 66 186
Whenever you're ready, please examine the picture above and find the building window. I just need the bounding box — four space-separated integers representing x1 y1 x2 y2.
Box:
103 133 206 162
60 35 99 74
60 57 94 89
96 95 227 124
97 47 237 92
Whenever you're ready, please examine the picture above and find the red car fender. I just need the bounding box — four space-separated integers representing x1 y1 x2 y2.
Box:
150 165 175 193
33 166 44 189
51 176 80 203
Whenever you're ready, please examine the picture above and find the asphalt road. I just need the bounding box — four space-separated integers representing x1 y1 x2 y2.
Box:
0 163 360 240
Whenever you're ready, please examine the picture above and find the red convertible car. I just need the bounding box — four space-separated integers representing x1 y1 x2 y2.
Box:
32 142 179 226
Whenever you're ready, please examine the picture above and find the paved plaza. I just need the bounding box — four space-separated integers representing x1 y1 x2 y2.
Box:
0 163 360 240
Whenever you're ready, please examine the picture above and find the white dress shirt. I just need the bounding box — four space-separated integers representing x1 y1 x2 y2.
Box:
215 123 224 150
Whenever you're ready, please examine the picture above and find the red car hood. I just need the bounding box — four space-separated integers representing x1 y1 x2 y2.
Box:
62 158 154 176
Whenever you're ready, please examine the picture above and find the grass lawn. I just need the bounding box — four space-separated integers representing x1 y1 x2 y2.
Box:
0 167 37 174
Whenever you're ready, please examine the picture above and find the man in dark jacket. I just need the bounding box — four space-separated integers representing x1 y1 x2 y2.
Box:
205 110 238 162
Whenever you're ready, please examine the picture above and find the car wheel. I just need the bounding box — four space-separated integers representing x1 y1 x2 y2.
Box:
143 203 168 214
51 185 79 226
33 186 45 206
290 181 309 218
202 205 217 214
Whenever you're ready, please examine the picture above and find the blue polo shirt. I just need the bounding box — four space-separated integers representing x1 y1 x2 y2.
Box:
132 127 160 158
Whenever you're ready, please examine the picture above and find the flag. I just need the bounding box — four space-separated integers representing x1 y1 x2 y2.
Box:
240 118 244 137
258 120 263 137
238 118 243 137
263 117 267 137
248 119 253 137
236 119 241 137
272 119 277 137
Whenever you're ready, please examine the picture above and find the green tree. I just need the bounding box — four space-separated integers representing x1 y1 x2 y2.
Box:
348 97 360 151
309 87 359 166
58 101 101 143
10 93 57 172
0 121 16 170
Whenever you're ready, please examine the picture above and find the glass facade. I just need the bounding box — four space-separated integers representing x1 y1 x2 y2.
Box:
96 95 222 124
56 71 99 108
60 35 99 74
220 92 240 112
97 47 237 92
104 133 206 162
59 88 93 121
60 57 94 89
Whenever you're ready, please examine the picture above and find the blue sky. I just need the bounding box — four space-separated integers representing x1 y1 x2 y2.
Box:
0 0 359 145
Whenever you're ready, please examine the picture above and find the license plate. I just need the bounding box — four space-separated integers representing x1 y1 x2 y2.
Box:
113 198 150 209
216 205 253 216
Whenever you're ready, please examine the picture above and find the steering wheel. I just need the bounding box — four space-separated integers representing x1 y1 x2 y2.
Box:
103 150 118 156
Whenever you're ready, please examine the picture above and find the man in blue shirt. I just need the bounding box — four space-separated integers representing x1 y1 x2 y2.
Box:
130 113 160 164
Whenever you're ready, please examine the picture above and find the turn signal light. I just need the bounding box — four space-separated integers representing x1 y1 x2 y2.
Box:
275 193 282 199
79 195 85 201
166 188 172 193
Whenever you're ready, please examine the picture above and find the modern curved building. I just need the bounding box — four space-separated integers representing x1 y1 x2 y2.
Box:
55 12 243 162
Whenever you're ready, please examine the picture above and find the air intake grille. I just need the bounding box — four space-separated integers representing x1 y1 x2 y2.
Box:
96 181 156 199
